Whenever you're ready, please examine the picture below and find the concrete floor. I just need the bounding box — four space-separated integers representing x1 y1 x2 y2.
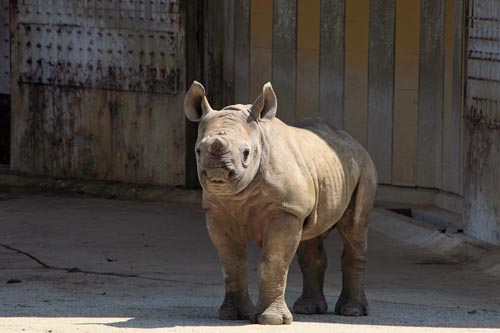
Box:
0 192 499 333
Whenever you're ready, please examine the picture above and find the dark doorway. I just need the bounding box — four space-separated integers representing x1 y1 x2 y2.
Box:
1 0 10 166
0 94 9 165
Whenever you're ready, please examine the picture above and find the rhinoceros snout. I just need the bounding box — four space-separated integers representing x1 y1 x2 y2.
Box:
201 165 237 183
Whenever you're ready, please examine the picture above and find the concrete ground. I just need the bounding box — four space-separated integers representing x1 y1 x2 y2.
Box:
1 191 500 333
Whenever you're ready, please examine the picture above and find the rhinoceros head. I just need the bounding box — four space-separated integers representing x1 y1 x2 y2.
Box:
184 81 277 195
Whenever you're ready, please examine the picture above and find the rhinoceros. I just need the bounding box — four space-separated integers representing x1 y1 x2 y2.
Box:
184 81 377 325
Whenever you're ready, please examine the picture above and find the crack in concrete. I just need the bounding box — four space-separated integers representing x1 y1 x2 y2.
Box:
0 243 218 286
0 243 53 269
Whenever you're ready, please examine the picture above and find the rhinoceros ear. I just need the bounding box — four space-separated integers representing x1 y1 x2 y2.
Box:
249 82 277 121
184 81 213 122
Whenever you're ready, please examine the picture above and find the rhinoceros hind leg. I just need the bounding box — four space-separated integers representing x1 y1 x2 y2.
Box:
334 164 376 317
293 236 328 314
335 294 368 316
293 295 328 315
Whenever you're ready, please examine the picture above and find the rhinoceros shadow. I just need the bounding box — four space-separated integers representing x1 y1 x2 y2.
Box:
106 233 500 330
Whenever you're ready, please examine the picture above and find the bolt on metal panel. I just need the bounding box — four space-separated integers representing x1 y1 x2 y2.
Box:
15 0 180 94
10 0 186 185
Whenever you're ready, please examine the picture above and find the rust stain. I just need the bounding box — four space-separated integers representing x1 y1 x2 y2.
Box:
465 106 500 130
10 0 186 186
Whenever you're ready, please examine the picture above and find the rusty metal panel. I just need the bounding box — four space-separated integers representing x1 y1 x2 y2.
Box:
0 0 9 94
15 0 179 94
17 0 179 30
466 0 500 125
465 0 500 244
10 0 186 185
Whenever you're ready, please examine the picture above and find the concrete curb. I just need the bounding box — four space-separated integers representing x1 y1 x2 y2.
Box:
371 208 500 276
0 171 202 204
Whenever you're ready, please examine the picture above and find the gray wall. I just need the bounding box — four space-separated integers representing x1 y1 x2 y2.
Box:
0 0 9 95
0 0 10 165
464 0 500 245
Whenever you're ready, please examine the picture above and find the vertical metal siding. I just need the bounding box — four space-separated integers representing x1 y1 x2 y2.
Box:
319 0 345 128
249 0 273 102
441 0 464 194
223 0 235 106
296 0 320 120
464 0 500 244
185 0 203 188
234 0 251 103
0 0 9 94
467 0 500 122
272 0 297 124
367 0 395 184
392 0 421 186
223 0 466 196
343 0 369 148
417 0 445 188
203 0 225 109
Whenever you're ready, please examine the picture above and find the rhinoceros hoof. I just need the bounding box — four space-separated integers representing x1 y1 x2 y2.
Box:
257 304 293 325
219 295 257 322
293 294 328 314
334 298 368 316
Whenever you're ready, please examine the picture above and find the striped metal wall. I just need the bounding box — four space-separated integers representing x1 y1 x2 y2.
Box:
464 0 500 244
0 0 9 94
466 0 500 122
224 0 465 195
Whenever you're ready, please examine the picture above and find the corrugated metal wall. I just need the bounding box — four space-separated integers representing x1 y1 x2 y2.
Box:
10 0 187 185
0 0 9 95
225 0 465 197
0 0 10 165
466 0 500 121
464 0 500 244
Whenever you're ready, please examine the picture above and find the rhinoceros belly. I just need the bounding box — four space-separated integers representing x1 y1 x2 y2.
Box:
294 118 365 240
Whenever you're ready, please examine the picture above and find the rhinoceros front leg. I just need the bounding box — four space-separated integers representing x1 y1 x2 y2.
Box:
206 219 256 322
293 235 328 314
256 215 302 325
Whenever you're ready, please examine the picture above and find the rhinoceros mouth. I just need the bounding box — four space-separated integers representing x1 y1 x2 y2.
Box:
202 175 243 195
208 179 227 185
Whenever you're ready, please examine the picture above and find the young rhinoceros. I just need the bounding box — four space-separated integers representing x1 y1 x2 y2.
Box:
184 81 377 325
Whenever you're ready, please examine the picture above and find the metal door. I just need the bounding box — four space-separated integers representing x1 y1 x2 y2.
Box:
10 0 186 185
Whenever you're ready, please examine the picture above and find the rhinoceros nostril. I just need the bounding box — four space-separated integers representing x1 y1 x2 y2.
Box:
228 169 236 180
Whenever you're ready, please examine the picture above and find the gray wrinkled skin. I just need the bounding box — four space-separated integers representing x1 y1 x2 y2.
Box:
184 81 378 325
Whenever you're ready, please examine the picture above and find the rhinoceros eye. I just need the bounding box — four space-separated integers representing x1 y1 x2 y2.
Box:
196 148 201 155
242 148 250 161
